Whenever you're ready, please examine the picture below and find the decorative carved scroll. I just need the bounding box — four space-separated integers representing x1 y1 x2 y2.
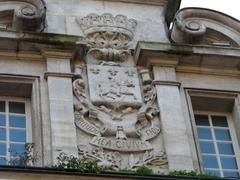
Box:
171 8 240 46
76 13 137 61
0 0 46 31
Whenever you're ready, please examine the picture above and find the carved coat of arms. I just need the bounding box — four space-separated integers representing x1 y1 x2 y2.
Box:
73 13 168 170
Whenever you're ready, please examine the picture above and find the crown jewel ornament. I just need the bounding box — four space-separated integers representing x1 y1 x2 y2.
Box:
76 13 138 62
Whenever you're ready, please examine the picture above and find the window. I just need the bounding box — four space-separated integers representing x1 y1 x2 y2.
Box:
0 97 31 165
194 112 240 178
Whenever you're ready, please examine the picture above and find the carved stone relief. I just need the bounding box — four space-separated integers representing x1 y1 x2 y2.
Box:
171 8 240 46
0 0 46 31
74 12 167 170
76 13 137 62
73 64 167 169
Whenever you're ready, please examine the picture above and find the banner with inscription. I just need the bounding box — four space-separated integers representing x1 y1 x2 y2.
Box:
90 137 153 152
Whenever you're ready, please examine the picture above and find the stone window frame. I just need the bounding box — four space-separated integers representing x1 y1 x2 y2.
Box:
193 111 240 177
0 96 32 165
0 75 42 166
185 89 240 177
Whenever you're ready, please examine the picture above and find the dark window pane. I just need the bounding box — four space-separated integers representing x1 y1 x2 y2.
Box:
0 128 6 141
202 155 218 168
223 171 239 178
197 128 212 139
195 115 210 126
199 141 215 154
9 102 25 114
204 170 221 177
0 114 5 126
9 116 26 128
221 157 238 169
0 157 6 165
0 101 5 112
10 130 26 142
215 129 231 141
10 144 25 156
0 143 6 155
212 116 228 127
218 143 234 155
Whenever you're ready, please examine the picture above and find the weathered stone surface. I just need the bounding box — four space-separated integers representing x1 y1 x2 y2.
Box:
73 62 166 169
87 65 142 109
171 8 240 46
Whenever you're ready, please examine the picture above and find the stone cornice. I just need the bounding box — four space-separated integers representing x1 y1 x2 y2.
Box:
98 0 168 6
153 80 181 87
135 42 240 76
44 72 75 79
0 30 87 61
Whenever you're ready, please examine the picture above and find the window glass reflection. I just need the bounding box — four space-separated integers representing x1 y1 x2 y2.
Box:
10 144 25 156
195 115 210 126
218 143 234 155
0 157 6 165
10 130 26 142
197 128 212 139
9 102 25 114
220 157 238 169
0 101 5 112
212 116 228 127
214 129 231 141
202 155 218 168
9 116 26 128
223 171 239 178
200 141 215 154
0 143 6 156
0 128 6 141
0 114 5 126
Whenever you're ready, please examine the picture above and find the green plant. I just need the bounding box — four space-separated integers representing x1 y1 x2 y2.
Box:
10 143 38 166
169 170 213 178
116 168 136 174
136 166 153 176
56 152 104 173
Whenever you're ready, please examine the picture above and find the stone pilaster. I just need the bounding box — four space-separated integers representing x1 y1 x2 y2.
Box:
44 50 78 163
153 66 194 171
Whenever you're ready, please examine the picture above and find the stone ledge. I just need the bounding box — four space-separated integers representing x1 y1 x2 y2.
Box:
44 72 75 79
153 80 181 87
135 42 240 72
98 0 167 5
0 166 224 180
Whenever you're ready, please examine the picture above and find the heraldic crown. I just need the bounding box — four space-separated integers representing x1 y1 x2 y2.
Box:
77 13 138 39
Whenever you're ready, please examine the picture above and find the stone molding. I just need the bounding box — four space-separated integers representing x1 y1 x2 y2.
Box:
135 42 240 76
97 0 167 5
171 8 240 46
42 49 74 59
153 80 181 87
44 72 75 79
0 0 46 32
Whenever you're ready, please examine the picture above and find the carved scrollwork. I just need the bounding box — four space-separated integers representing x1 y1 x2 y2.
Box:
73 65 167 169
171 8 240 46
88 48 130 62
76 13 137 62
0 0 46 31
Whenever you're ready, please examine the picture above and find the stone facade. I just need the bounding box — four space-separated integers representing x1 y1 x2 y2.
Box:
0 0 239 179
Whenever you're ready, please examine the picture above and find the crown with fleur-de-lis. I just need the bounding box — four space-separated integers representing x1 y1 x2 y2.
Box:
77 13 137 39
